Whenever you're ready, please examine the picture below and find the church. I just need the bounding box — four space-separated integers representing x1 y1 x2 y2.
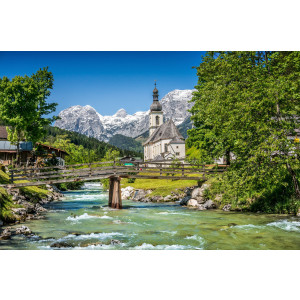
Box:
143 83 186 162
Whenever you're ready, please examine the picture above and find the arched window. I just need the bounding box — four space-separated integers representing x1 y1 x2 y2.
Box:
156 116 160 126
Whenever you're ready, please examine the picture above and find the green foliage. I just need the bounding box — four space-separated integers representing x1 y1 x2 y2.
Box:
0 68 58 162
0 187 13 222
188 51 300 212
103 148 120 162
108 134 143 154
55 181 84 191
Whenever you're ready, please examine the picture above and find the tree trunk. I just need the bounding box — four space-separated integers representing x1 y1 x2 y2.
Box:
286 163 300 199
225 150 231 165
16 142 20 166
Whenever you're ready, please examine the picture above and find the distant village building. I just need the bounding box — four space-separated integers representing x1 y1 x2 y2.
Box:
143 83 186 161
0 126 33 165
0 126 68 166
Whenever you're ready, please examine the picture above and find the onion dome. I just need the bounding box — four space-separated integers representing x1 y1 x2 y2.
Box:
150 101 162 111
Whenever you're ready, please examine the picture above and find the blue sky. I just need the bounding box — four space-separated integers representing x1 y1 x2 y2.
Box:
0 51 204 116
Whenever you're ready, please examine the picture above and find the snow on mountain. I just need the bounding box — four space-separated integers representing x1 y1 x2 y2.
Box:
54 89 194 142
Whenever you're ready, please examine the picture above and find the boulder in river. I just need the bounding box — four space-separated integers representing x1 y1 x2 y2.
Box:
15 225 32 235
35 203 47 212
132 189 152 201
187 199 200 208
0 227 12 240
191 184 210 204
179 196 191 206
50 241 74 248
121 186 135 200
203 200 217 209
111 239 121 245
197 204 207 211
223 204 232 212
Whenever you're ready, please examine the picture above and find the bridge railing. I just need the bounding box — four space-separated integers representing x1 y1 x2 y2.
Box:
1 160 228 188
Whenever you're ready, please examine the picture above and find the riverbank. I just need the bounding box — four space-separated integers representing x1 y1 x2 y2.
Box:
0 169 64 239
121 179 300 216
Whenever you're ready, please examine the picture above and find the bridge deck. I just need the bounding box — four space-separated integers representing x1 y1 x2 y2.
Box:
0 161 227 189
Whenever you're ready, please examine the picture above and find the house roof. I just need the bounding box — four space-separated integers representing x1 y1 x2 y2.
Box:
0 126 8 140
36 143 69 155
169 136 185 144
143 119 184 145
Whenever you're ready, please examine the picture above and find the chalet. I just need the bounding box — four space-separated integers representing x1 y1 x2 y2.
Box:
0 126 33 165
35 143 68 166
0 126 68 166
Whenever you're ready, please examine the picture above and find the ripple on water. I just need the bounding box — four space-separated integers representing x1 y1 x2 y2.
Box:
132 243 202 250
266 220 300 232
185 235 205 247
156 212 189 216
66 213 113 222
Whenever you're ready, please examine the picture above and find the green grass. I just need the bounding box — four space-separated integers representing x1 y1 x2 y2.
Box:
121 178 199 197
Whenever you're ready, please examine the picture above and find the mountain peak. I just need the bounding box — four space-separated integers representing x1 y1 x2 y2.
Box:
114 108 127 118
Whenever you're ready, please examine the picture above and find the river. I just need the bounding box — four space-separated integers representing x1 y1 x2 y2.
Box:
1 182 300 250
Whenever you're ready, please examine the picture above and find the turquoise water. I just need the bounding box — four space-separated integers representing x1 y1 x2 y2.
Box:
1 183 300 250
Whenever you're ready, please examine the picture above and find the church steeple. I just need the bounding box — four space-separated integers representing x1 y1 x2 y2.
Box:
149 81 163 136
150 81 162 112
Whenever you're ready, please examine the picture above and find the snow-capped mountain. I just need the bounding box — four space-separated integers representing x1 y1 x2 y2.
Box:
54 89 194 142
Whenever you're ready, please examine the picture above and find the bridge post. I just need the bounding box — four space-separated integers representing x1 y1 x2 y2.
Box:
108 176 122 209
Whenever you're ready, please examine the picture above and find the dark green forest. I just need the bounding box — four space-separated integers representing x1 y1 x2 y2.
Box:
108 134 143 154
44 126 143 159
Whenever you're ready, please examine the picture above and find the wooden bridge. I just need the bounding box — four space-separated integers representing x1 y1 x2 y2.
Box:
0 161 227 209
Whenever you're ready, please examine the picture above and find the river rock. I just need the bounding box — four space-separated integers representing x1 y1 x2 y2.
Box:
132 189 152 201
179 196 191 206
11 207 27 216
203 200 217 209
20 200 35 213
163 195 173 202
187 199 200 208
184 187 194 196
197 204 207 211
150 196 164 202
111 239 121 245
35 203 47 212
191 184 210 204
0 227 12 240
121 186 134 200
50 241 74 248
223 204 231 212
15 225 32 235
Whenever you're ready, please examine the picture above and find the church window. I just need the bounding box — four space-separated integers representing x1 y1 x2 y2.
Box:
164 144 168 152
156 116 160 126
176 152 180 156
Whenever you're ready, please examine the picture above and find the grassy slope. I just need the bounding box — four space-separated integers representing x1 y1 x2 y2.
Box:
121 178 198 197
0 168 50 222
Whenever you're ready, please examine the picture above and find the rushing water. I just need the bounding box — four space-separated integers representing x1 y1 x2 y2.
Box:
1 183 300 250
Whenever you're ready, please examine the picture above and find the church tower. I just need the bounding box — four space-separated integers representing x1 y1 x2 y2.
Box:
149 82 163 136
